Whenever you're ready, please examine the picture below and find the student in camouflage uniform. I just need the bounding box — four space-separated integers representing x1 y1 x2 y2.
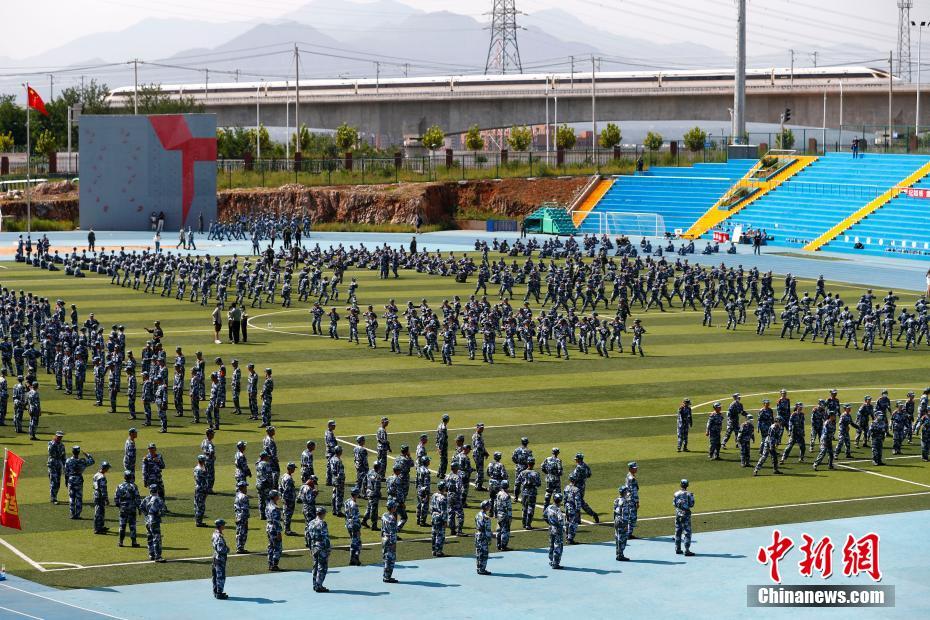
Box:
381 500 400 583
544 494 565 569
415 455 432 526
324 420 337 486
436 414 450 478
625 462 640 538
511 437 531 497
673 479 695 556
65 445 95 519
780 403 807 463
430 480 449 556
230 359 242 415
541 447 563 507
212 519 230 599
92 461 111 534
265 490 283 571
329 446 346 517
474 500 493 575
677 399 693 452
344 487 363 566
753 419 784 476
233 480 250 553
363 463 382 529
835 404 860 459
472 423 490 490
301 440 316 482
813 412 837 471
736 414 755 467
260 367 274 427
255 451 273 517
376 416 391 473
571 452 599 521
869 411 887 466
298 476 319 528
445 462 465 535
47 430 66 503
279 462 298 535
193 454 209 527
487 451 507 504
26 381 41 440
613 485 633 561
247 363 259 420
307 506 331 592
705 403 723 460
494 479 513 551
915 410 930 461
563 474 582 544
516 457 541 529
114 470 141 547
891 402 909 454
140 483 167 562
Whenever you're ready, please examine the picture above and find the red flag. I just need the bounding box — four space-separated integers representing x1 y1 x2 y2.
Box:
26 85 48 116
1 449 24 530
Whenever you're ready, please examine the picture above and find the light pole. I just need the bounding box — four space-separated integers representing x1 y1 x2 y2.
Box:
256 81 262 161
913 20 927 137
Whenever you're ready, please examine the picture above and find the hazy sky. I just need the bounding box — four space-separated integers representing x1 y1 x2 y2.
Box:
0 0 910 60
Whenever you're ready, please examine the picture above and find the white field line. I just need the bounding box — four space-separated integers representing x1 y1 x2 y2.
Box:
835 463 930 489
0 583 127 619
0 538 46 572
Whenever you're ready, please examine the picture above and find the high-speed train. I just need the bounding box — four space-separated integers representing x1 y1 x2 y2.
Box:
107 66 891 103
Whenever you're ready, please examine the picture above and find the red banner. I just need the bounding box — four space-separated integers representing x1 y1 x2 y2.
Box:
905 187 930 199
1 449 24 530
713 231 731 243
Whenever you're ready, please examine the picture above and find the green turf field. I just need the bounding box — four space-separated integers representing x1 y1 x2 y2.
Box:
1 258 929 590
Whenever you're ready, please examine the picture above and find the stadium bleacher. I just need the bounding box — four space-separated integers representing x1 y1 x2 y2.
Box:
824 176 930 259
723 152 930 249
577 160 755 234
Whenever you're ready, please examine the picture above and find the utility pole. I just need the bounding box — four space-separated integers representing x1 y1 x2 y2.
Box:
545 78 550 161
591 55 597 168
285 80 290 160
789 49 794 85
235 69 240 82
810 51 818 67
80 75 85 102
133 59 139 115
256 81 262 161
898 0 914 81
914 20 926 134
570 55 574 89
733 0 747 144
204 68 209 101
295 44 301 156
49 74 54 101
404 63 409 78
376 61 380 93
889 51 895 146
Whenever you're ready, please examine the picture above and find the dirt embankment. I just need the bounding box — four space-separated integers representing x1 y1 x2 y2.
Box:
0 181 79 221
0 177 590 225
217 177 589 224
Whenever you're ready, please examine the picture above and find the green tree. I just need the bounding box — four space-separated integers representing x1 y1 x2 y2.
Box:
35 129 58 157
254 124 273 156
555 124 576 150
335 122 359 152
0 95 27 146
0 131 13 152
421 125 445 152
598 122 621 149
775 128 795 149
507 125 532 151
644 131 664 152
290 123 312 154
683 126 707 152
464 125 485 152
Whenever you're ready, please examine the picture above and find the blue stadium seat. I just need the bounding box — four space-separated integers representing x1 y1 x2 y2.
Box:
578 160 755 234
722 152 930 249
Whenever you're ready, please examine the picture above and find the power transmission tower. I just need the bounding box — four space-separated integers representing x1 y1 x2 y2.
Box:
899 0 914 81
484 0 523 74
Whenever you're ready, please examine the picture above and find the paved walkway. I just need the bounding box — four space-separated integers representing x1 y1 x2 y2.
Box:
2 230 927 292
1 510 925 619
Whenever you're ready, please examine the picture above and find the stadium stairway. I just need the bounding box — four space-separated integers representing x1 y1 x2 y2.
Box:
683 155 818 239
523 205 578 235
571 178 615 227
720 152 930 249
819 174 930 259
576 160 755 235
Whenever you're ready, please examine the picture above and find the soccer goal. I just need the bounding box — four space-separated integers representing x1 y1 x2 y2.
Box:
585 211 667 238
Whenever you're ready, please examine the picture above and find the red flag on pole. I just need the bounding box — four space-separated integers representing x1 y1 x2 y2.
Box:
26 85 48 117
1 449 24 530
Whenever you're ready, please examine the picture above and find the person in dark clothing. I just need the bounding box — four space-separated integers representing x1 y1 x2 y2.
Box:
87 229 96 252
198 212 205 235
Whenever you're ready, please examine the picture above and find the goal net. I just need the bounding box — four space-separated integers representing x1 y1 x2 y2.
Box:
584 211 666 238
